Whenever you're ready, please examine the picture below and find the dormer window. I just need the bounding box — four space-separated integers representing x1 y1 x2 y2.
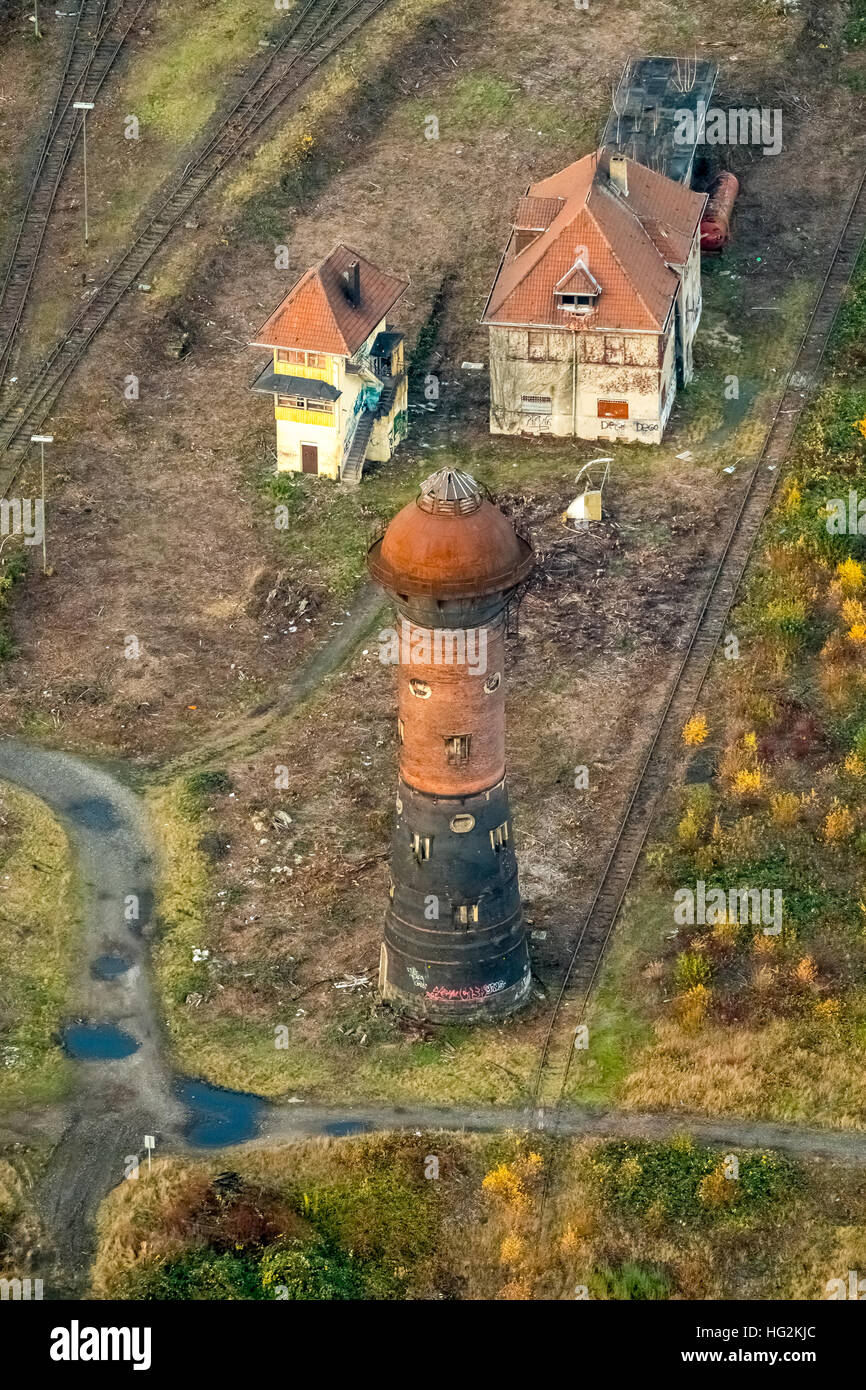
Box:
557 291 598 312
554 257 601 316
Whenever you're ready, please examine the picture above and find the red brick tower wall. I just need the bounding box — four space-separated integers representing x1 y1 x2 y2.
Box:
396 617 506 797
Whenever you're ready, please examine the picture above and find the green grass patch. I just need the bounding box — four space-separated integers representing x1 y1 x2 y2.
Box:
0 783 80 1109
123 0 279 143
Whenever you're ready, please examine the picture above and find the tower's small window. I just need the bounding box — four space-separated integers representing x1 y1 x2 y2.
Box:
450 813 475 834
411 832 432 862
398 718 404 743
444 734 471 766
453 902 479 926
490 822 509 852
483 673 501 694
409 679 431 699
388 879 395 900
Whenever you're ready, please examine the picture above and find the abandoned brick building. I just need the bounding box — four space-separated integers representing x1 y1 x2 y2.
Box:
481 148 707 444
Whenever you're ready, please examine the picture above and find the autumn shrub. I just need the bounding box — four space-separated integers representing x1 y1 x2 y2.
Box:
823 801 856 843
682 714 709 746
770 792 800 827
674 952 712 991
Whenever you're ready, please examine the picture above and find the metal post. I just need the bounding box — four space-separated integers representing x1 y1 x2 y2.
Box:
82 109 89 244
33 2 40 39
30 434 52 575
73 102 95 245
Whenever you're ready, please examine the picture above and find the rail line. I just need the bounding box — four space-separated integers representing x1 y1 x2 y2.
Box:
0 0 391 490
0 0 151 398
527 165 866 1227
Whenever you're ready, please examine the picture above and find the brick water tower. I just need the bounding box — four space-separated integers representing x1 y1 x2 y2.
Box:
367 468 534 1019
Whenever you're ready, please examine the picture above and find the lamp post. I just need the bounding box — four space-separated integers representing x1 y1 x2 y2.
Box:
30 434 52 574
29 5 41 39
72 101 95 245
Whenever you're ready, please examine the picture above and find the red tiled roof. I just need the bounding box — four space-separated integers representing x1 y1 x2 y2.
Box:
483 150 706 334
252 244 408 356
513 195 565 231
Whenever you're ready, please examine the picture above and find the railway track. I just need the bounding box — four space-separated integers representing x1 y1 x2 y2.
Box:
527 166 866 1216
0 0 391 492
0 0 151 399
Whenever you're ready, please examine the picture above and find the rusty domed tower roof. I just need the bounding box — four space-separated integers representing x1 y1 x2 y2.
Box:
368 469 533 601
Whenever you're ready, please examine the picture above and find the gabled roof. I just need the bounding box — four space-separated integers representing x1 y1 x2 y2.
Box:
555 259 600 296
252 244 409 357
482 149 706 334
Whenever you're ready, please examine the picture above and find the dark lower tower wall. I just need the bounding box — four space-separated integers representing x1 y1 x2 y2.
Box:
381 778 531 1018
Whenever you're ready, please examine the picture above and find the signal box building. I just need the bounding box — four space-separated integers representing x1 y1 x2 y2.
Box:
250 245 409 485
481 149 706 444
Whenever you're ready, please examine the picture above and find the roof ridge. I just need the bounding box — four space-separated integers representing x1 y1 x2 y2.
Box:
586 187 665 328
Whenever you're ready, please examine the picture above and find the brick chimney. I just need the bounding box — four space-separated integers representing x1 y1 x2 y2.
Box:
609 153 629 197
343 260 361 306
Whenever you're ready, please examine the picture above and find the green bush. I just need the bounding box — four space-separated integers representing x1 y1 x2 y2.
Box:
259 1240 367 1300
592 1139 799 1227
587 1261 672 1301
177 769 233 819
116 1249 265 1301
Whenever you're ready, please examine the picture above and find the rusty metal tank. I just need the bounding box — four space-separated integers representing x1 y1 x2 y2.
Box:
700 171 739 254
368 468 533 629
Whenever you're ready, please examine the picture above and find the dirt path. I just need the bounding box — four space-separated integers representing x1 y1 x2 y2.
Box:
0 738 185 1287
154 581 388 780
243 1101 866 1166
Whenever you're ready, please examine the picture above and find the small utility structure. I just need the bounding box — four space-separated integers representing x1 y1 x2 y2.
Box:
564 458 611 528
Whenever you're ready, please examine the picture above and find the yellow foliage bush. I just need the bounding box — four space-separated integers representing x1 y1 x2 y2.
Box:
814 997 841 1021
698 1163 739 1209
770 791 800 826
823 802 856 843
732 768 764 798
837 557 865 595
782 480 801 513
482 1152 543 1212
500 1234 526 1267
794 956 817 985
675 983 711 1030
842 598 866 627
682 714 709 746
844 752 866 777
482 1163 528 1210
752 932 778 955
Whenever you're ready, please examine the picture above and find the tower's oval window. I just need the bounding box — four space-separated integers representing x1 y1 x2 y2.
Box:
450 813 475 834
409 679 431 699
483 672 501 694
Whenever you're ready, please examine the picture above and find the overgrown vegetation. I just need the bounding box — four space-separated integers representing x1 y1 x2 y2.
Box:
91 1130 865 1301
567 252 866 1125
0 782 79 1108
